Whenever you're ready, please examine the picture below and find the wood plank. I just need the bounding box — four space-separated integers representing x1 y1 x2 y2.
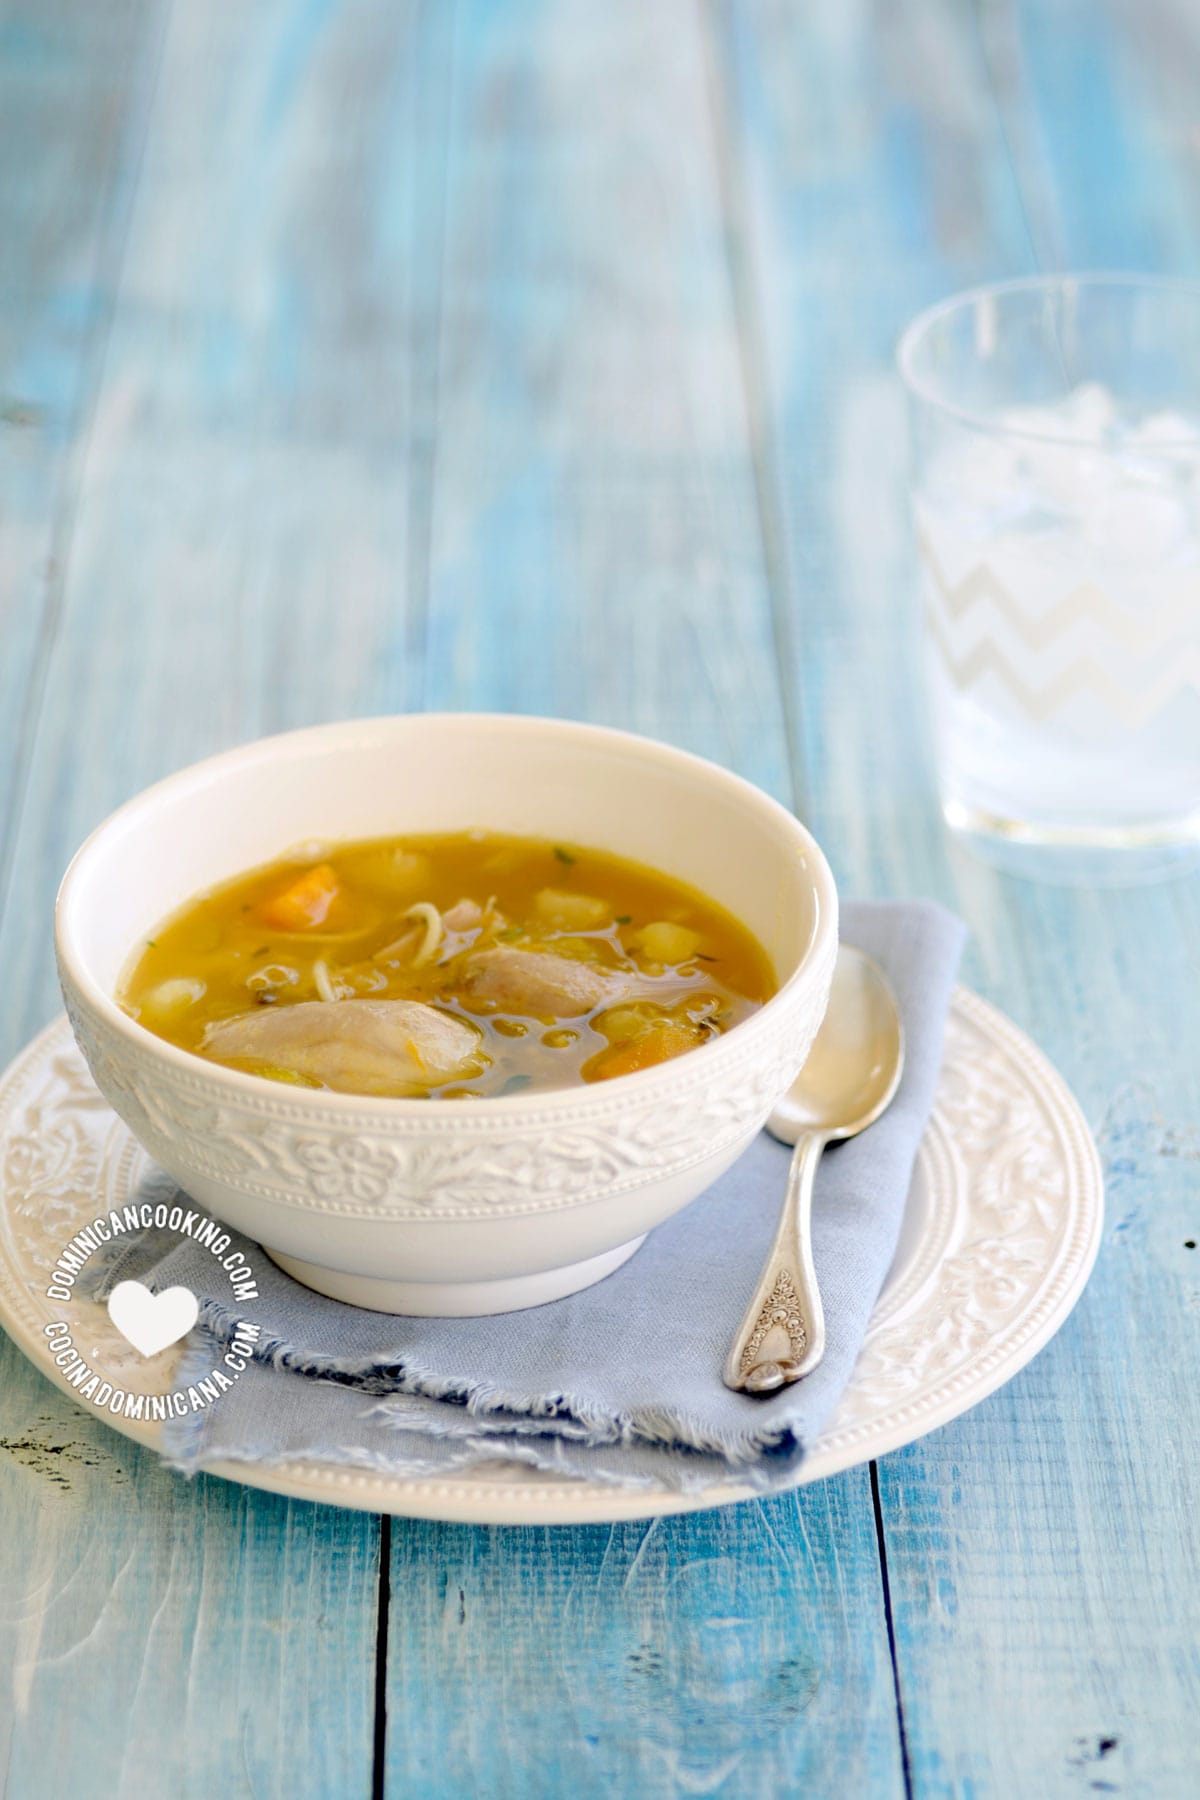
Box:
718 0 1200 1791
708 0 1036 902
417 0 794 801
983 0 1200 273
0 2 465 1787
0 1332 378 1798
387 1488 899 1799
0 0 160 897
383 3 903 1795
1 0 455 1057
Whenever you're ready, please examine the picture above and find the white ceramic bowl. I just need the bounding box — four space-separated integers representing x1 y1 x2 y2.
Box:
56 715 838 1314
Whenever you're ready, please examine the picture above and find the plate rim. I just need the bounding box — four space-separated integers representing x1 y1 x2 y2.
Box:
0 990 1104 1523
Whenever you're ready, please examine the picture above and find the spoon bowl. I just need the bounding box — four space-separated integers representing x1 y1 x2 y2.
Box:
768 945 905 1145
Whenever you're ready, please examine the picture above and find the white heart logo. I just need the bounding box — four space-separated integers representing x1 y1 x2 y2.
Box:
107 1280 199 1358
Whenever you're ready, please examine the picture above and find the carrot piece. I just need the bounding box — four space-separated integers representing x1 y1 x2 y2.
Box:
260 862 340 931
590 1022 698 1082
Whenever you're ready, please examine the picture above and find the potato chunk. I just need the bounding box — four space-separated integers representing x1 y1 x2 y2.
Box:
532 888 612 931
350 847 435 901
636 921 702 964
141 978 207 1022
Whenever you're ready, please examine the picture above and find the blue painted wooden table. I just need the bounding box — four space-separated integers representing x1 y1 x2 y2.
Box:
1 2 1198 1794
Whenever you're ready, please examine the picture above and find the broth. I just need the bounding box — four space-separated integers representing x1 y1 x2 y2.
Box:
119 832 775 1099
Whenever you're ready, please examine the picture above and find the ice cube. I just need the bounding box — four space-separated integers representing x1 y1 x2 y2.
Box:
1061 381 1117 442
1127 409 1200 449
1090 487 1189 560
1001 382 1117 446
1015 440 1118 517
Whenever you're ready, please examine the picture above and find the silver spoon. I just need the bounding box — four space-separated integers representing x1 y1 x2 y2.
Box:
723 945 905 1396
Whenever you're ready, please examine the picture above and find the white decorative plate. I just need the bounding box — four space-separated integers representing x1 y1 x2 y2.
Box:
0 995 1102 1523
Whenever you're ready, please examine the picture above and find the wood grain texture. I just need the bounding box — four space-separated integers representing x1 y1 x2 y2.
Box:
2 1 1198 1796
717 0 1200 1792
387 1490 899 1800
417 0 794 802
0 3 444 1789
383 5 902 1794
0 1333 377 1798
0 0 161 922
982 0 1200 275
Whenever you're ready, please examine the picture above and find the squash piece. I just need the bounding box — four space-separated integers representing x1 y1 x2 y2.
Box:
260 862 340 931
587 1021 699 1081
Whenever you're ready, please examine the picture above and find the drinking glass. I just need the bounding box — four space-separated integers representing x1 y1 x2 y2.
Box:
899 275 1200 882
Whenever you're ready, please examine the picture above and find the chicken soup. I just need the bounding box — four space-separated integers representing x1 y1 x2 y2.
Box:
119 832 774 1098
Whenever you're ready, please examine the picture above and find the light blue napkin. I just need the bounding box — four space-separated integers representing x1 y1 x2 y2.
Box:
87 902 965 1495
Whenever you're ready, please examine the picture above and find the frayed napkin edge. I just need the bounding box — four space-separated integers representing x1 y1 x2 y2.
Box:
161 1311 810 1487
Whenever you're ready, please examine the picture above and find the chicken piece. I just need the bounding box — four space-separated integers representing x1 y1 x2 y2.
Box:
203 999 485 1095
442 898 484 932
463 947 627 1019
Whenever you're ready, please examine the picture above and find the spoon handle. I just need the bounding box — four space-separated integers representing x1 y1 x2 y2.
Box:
722 1130 827 1393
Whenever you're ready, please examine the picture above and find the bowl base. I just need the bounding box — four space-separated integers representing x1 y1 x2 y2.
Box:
263 1235 648 1317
